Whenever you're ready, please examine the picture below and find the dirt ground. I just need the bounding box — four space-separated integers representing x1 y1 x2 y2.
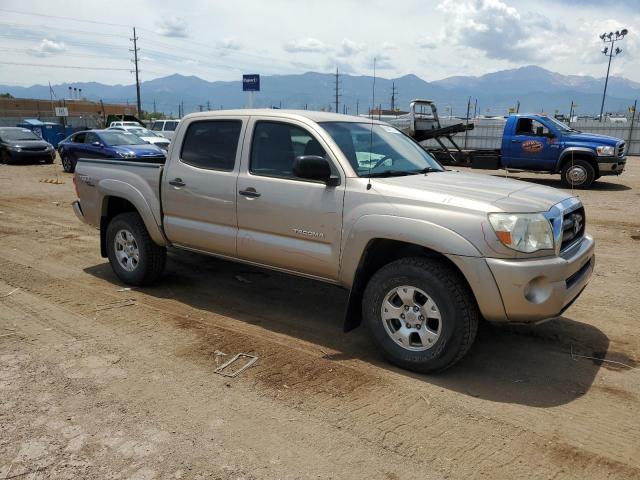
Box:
0 156 638 480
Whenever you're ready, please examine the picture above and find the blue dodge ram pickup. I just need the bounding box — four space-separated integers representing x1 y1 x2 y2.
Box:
472 114 627 188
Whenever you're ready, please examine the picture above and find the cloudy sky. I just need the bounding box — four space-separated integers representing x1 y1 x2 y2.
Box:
0 0 638 86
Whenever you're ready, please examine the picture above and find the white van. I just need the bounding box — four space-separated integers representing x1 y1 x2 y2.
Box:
150 119 180 140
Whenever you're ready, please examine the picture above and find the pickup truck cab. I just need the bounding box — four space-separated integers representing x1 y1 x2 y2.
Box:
498 114 626 187
72 110 595 372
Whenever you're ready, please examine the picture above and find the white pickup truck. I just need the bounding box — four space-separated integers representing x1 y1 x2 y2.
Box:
72 110 595 372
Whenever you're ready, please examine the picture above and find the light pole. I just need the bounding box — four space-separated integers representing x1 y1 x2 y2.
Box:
599 28 628 122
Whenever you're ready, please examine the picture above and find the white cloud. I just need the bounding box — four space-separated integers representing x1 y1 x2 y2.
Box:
218 38 242 50
338 38 365 57
156 17 189 38
27 38 66 57
437 0 559 62
284 38 329 53
417 37 438 49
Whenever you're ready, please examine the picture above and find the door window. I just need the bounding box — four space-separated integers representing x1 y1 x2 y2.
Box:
84 132 99 144
164 121 178 131
180 120 242 171
516 118 549 136
73 132 86 143
250 121 326 179
151 122 162 131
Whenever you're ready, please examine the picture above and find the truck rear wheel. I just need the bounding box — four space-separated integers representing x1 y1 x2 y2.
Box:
362 257 478 373
106 212 166 285
561 159 595 188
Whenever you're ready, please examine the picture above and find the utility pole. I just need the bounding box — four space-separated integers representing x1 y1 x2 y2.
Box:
153 98 156 114
334 67 340 113
473 98 478 118
181 99 184 117
598 28 628 121
199 105 203 112
130 27 142 116
390 81 397 111
206 100 210 111
356 99 359 116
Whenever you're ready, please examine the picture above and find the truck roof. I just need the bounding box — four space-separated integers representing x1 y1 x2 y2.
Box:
182 109 386 125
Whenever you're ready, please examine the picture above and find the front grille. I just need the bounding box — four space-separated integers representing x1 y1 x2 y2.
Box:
22 146 47 151
618 142 625 157
560 206 585 251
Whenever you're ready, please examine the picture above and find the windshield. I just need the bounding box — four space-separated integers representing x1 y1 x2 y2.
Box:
0 129 41 141
100 132 146 146
546 116 576 132
320 122 443 177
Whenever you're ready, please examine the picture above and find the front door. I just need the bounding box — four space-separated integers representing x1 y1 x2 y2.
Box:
83 132 105 159
236 118 345 281
162 117 246 257
503 118 557 170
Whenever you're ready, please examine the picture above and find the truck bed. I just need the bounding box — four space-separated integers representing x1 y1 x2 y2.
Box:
74 158 164 232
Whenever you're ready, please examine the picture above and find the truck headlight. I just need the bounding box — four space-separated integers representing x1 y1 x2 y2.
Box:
488 213 554 253
596 145 615 156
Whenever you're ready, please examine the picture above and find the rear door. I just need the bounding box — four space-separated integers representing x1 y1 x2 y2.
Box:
236 118 345 281
68 132 87 161
502 118 557 170
162 117 246 257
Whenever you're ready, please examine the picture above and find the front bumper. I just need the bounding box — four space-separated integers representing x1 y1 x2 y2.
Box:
72 200 87 224
597 155 626 176
485 235 595 323
5 149 55 162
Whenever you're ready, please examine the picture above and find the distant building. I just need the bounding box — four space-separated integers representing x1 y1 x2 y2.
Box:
0 97 134 128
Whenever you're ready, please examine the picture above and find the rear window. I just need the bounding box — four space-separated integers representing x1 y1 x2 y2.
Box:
180 120 242 171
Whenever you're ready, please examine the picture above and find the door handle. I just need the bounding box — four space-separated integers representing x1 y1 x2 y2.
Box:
511 139 522 143
169 178 185 187
239 188 261 198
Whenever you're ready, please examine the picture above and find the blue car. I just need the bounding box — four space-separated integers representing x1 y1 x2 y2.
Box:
58 129 166 173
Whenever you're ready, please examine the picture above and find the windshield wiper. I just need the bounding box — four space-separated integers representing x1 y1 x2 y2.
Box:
406 167 441 175
367 170 412 178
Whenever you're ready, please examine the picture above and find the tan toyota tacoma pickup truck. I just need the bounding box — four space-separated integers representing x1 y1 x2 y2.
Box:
72 110 595 372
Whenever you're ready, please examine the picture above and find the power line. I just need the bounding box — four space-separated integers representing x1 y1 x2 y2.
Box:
0 8 132 28
0 61 131 71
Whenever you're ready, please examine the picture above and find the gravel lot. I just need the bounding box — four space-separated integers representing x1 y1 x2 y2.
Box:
0 157 638 479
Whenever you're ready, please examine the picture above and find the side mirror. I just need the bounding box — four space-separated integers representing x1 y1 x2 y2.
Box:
535 126 544 136
91 141 103 147
293 155 339 186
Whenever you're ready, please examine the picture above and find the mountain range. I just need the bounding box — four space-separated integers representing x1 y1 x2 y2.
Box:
1 65 639 116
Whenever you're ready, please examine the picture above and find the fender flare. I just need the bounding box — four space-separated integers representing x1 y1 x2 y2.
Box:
98 178 167 247
340 215 482 331
556 147 596 172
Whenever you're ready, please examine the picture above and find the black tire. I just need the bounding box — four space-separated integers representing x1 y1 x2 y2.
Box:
1 150 14 165
362 257 479 373
561 159 595 188
106 212 166 285
61 152 75 173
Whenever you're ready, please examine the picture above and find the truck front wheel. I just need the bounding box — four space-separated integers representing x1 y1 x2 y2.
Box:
106 212 166 285
561 159 595 188
362 257 479 373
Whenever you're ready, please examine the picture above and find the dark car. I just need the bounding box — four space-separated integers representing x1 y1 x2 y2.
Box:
58 129 166 173
0 127 56 165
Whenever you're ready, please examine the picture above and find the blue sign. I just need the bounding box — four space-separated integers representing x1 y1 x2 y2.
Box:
242 74 260 92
